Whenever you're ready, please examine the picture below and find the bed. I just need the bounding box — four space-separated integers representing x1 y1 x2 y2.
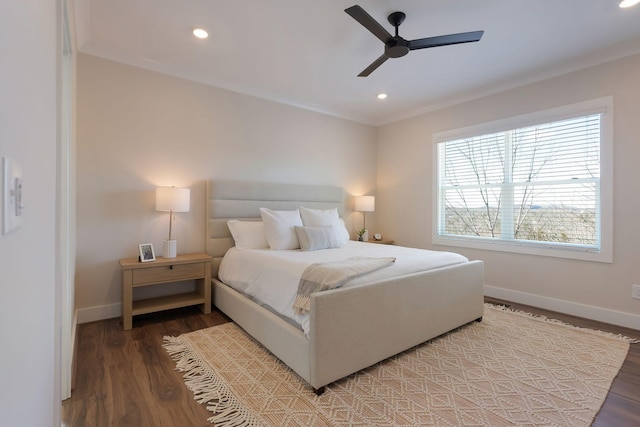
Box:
206 180 484 394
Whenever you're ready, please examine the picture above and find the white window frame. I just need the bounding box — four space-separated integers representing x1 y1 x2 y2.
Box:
432 97 613 263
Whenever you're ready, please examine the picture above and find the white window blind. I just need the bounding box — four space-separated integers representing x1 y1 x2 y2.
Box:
433 98 612 262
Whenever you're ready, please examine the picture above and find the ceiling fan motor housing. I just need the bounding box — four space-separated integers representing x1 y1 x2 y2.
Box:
385 38 410 58
386 11 409 57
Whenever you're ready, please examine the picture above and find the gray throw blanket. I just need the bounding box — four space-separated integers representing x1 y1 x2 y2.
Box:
293 257 396 314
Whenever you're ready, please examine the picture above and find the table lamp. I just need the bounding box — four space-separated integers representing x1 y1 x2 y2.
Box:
355 195 375 241
155 186 190 258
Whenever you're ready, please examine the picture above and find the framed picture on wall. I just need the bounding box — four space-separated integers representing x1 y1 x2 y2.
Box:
139 243 155 262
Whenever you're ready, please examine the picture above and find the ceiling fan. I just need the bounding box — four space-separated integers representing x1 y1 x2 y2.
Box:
345 5 484 77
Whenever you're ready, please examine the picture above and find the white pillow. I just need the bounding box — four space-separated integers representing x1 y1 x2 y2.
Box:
294 226 339 251
299 207 349 245
338 218 350 244
226 220 269 249
259 208 303 250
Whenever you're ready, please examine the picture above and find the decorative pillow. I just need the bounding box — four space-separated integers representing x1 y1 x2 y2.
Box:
299 207 349 245
259 208 303 250
226 220 269 249
294 226 339 251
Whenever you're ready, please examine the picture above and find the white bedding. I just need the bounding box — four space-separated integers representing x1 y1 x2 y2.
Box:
218 241 468 335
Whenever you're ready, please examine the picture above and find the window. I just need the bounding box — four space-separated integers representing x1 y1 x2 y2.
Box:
433 98 612 262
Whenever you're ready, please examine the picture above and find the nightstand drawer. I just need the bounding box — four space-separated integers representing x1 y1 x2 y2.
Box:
132 262 205 285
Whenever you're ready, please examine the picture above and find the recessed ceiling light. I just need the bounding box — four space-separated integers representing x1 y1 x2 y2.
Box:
377 93 388 100
619 0 640 7
193 28 209 39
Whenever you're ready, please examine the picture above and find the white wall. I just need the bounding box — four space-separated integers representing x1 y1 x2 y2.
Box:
0 0 61 425
377 53 640 328
76 54 377 320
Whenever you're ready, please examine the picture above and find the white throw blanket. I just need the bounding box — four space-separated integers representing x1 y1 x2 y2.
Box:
293 257 396 314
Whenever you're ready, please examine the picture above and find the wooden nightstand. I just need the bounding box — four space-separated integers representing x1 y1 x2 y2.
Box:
120 253 212 330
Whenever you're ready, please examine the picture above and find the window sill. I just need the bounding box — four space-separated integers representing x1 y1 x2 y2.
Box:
433 236 612 263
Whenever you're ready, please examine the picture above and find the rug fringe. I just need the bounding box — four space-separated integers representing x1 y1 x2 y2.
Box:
485 303 640 344
163 336 261 426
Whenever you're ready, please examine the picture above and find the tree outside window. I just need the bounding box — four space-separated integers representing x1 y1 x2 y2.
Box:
436 114 601 250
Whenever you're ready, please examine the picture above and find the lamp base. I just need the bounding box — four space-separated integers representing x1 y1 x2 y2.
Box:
361 230 369 242
163 240 177 258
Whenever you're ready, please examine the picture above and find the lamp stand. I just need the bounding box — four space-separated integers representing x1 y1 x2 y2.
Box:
163 239 177 258
362 212 369 241
165 209 177 258
156 186 190 259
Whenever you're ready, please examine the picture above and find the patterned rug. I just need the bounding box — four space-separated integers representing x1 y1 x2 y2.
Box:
163 304 635 426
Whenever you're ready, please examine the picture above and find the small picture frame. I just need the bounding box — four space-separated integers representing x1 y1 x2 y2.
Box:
139 243 155 262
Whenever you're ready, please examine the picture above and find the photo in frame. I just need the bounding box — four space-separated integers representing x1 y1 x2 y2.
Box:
139 243 155 262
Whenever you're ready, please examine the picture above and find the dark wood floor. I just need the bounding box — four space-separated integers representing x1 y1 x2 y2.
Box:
62 308 231 427
62 299 640 427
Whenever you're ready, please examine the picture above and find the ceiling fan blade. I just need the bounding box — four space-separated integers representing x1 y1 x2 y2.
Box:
358 54 389 77
409 31 484 50
345 5 393 43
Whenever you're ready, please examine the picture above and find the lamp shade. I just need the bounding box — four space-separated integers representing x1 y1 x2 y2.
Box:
155 187 190 212
620 0 640 8
355 195 375 212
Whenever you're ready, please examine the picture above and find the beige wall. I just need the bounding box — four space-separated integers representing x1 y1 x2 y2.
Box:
77 51 640 328
0 0 60 424
76 54 377 320
377 53 640 328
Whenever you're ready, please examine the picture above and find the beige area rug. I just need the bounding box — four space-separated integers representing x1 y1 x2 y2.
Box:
163 304 635 426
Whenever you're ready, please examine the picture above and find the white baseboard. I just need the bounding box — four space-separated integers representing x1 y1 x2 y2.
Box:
70 310 79 395
484 285 640 331
77 303 121 324
61 310 79 401
71 309 78 358
77 288 640 331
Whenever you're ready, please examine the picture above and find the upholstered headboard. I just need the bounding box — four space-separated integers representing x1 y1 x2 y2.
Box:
206 180 346 276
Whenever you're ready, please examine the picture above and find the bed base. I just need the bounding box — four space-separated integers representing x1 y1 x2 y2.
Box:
206 180 484 391
213 259 484 391
312 310 482 396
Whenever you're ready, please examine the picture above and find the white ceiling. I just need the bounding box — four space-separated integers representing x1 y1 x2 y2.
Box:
74 0 640 126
